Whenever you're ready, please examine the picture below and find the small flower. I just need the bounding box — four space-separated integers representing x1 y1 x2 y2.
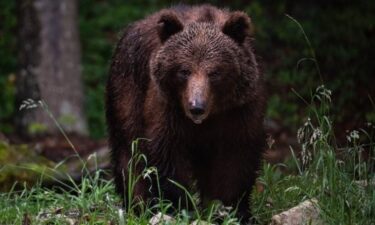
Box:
350 130 359 140
346 130 359 142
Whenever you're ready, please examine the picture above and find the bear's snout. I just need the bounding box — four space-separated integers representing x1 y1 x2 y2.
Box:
183 73 211 124
185 97 209 124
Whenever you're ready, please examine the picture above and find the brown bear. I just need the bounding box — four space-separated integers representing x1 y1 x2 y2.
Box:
106 4 266 221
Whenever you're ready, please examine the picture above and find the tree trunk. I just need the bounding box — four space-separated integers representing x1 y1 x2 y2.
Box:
16 0 87 137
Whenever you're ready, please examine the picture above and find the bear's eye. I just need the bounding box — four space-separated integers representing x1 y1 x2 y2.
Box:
177 69 191 80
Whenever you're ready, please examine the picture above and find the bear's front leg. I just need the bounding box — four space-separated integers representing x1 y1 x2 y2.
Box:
113 148 156 214
195 148 260 223
145 148 194 211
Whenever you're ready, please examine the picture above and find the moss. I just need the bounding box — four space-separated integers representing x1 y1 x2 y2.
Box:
0 141 65 191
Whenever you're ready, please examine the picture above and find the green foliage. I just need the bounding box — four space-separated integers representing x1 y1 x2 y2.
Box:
0 139 241 224
252 85 375 224
251 13 375 222
0 1 374 138
0 169 120 224
246 1 375 130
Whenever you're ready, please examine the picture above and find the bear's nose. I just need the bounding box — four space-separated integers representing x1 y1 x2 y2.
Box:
189 102 206 116
190 106 205 116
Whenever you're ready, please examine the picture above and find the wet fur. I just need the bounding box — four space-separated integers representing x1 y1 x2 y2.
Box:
106 4 266 221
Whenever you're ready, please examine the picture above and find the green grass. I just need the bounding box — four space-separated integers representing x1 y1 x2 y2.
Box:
1 85 374 224
252 85 375 224
0 171 125 224
0 138 242 224
0 165 240 224
251 15 375 224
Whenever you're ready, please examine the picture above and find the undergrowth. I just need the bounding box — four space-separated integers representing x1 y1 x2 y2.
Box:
1 84 374 224
252 85 375 224
0 141 241 224
252 15 374 224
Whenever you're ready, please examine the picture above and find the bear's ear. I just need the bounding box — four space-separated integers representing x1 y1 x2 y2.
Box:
222 12 252 44
157 12 184 43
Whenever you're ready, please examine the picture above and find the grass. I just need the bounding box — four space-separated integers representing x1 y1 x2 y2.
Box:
0 158 240 224
252 85 375 224
1 85 374 224
250 16 374 224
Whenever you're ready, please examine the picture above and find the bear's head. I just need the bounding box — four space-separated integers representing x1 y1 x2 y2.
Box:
150 10 259 124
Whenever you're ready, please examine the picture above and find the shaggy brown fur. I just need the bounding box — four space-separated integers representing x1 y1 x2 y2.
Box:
106 4 266 221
